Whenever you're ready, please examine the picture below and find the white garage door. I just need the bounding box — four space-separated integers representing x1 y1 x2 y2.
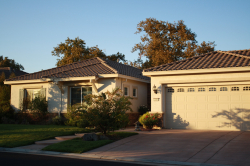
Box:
165 85 250 131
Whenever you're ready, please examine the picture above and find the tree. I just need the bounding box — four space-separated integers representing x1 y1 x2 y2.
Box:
106 52 126 63
0 56 24 70
52 37 127 66
132 18 216 68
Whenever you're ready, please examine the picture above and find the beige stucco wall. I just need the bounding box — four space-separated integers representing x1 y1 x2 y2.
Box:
9 76 148 114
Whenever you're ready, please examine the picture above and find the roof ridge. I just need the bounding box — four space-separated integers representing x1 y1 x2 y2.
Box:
217 50 250 59
97 57 118 74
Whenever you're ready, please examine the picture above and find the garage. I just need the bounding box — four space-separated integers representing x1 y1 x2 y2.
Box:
143 49 250 131
165 85 250 130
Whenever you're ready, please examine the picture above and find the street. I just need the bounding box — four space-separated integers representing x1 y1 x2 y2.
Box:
0 152 151 166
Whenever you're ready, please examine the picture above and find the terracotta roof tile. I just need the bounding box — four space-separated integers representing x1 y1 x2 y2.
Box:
144 49 250 72
7 57 149 81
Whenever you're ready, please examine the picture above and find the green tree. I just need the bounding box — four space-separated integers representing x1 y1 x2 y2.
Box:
106 52 126 63
52 37 127 66
0 56 24 70
132 18 216 68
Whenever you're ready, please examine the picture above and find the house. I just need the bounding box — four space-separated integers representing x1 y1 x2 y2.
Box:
4 57 150 123
143 49 250 131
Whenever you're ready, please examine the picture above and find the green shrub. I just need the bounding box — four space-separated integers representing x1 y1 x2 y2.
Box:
52 116 65 125
139 112 159 129
82 88 132 134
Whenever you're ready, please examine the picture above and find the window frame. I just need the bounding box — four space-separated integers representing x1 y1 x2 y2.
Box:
132 86 138 98
70 86 92 106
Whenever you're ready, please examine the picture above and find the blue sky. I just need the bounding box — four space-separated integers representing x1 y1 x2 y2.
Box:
0 0 249 73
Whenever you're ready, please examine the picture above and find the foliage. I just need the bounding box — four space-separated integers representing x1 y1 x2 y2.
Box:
52 37 127 66
42 132 138 153
139 112 159 129
64 105 88 127
138 105 149 115
0 55 24 70
52 116 65 125
81 88 132 134
0 72 14 122
0 124 91 148
132 18 216 68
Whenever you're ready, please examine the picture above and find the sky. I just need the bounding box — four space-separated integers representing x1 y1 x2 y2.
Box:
0 0 249 73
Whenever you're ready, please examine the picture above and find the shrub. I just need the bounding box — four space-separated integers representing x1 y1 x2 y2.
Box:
138 105 149 115
52 116 65 125
139 112 159 129
81 88 132 134
65 105 85 127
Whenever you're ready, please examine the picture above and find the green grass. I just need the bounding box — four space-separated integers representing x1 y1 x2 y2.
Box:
42 132 138 153
0 124 91 148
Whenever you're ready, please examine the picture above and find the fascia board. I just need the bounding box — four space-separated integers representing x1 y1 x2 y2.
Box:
4 76 96 85
97 74 150 83
143 66 250 77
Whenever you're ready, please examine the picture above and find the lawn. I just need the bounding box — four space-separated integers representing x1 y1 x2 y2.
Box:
42 132 138 153
0 124 91 148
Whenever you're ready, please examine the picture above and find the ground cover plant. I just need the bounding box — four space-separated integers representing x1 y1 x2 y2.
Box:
42 132 138 153
0 124 91 148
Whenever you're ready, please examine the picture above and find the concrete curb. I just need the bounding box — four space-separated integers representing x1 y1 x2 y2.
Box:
0 147 233 166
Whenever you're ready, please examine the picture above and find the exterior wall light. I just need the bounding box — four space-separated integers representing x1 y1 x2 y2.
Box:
153 84 158 94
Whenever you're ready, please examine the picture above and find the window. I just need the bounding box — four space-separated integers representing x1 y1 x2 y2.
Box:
231 87 239 91
124 87 129 96
19 88 46 110
167 88 174 92
70 87 92 106
220 87 228 91
177 88 184 92
198 88 205 92
209 87 216 91
132 88 137 97
243 86 250 91
188 88 195 92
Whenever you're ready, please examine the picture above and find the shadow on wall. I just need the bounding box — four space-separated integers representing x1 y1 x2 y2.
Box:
172 115 189 129
48 84 67 114
212 108 250 131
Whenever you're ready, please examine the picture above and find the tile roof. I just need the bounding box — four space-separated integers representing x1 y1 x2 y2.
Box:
143 49 250 72
6 57 149 81
0 67 28 79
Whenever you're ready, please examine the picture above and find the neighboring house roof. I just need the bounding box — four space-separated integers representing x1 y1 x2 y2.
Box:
143 49 250 72
6 57 149 81
0 67 28 79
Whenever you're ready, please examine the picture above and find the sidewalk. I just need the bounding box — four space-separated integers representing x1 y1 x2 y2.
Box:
1 128 248 166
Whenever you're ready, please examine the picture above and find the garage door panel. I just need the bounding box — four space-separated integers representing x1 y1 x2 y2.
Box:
197 112 207 119
219 95 230 102
208 95 217 102
196 95 207 102
186 112 197 119
197 104 207 110
231 95 241 101
208 104 217 110
241 95 250 101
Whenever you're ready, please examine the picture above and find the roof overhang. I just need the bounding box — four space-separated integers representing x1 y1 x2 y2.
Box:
143 66 250 77
4 74 150 85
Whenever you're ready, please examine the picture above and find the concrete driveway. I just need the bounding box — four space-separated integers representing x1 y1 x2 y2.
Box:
85 129 250 166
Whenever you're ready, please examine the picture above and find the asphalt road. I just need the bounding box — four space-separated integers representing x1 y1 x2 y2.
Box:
0 152 151 166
